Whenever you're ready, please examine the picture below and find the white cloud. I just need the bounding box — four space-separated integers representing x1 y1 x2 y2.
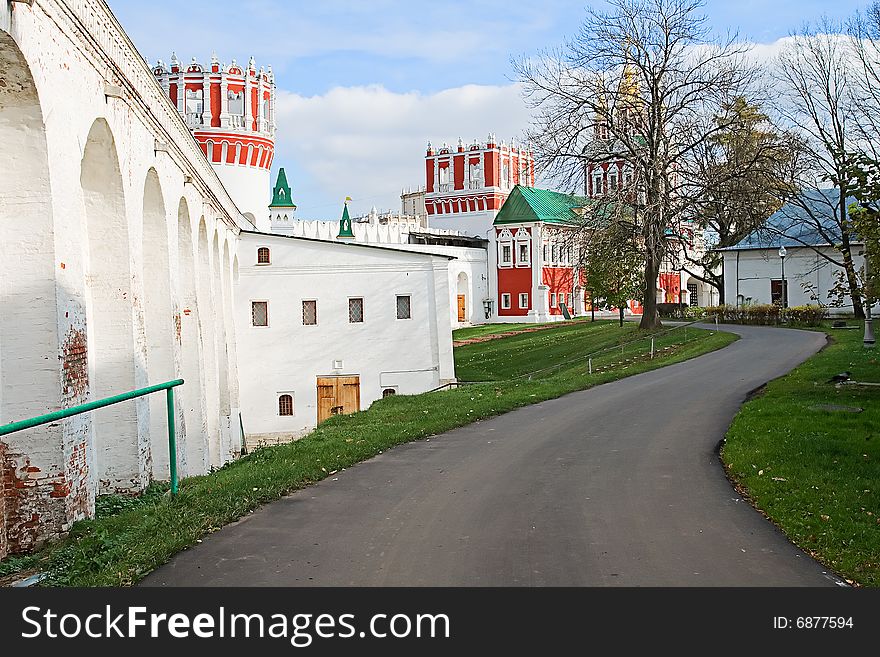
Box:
274 83 532 216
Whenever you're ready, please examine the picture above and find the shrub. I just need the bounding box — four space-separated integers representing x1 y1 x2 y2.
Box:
684 306 706 319
784 305 827 326
744 304 781 325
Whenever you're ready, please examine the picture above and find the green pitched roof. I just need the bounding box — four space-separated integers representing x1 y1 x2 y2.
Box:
337 202 354 239
270 168 297 208
494 186 589 226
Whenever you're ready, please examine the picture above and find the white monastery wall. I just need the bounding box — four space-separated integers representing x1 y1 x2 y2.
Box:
0 0 247 556
235 233 456 443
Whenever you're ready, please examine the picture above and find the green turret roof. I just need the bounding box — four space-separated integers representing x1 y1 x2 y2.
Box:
270 168 297 208
493 185 589 226
337 200 355 239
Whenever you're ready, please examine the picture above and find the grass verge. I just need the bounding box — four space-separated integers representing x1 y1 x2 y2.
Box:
2 322 734 586
722 323 880 587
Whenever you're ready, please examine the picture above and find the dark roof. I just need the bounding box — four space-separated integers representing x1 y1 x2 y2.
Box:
720 189 863 251
407 232 488 248
239 230 456 260
493 186 589 226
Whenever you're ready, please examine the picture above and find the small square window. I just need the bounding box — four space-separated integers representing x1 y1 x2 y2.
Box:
278 394 294 416
302 300 317 325
257 247 270 264
349 298 364 323
501 293 511 309
396 295 411 320
519 293 529 309
251 301 268 327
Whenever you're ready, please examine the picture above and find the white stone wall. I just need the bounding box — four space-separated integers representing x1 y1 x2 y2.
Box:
214 165 271 232
1 0 245 553
723 246 866 314
235 233 455 442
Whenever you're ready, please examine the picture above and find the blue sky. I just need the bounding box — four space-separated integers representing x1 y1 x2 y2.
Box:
107 0 868 217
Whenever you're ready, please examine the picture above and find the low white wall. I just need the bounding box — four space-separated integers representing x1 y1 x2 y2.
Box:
723 246 866 314
235 232 455 442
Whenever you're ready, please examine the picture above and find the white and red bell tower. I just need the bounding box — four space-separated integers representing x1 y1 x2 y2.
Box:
153 53 275 231
425 135 535 237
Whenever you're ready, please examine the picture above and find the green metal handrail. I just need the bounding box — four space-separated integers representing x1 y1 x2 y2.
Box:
0 379 184 496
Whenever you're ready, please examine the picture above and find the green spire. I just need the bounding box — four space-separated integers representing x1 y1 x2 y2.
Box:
337 197 354 239
270 168 297 208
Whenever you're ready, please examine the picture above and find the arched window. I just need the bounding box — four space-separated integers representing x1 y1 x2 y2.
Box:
278 394 293 416
382 388 397 398
257 247 270 264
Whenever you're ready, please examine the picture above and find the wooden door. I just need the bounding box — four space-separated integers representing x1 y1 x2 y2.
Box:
457 295 466 322
316 376 360 423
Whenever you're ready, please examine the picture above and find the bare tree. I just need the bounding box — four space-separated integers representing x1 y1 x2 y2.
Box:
516 0 755 329
769 22 866 318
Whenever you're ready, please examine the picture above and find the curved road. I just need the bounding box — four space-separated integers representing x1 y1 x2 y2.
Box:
143 324 843 587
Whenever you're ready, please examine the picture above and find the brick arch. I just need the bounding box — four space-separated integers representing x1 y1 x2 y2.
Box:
0 31 72 556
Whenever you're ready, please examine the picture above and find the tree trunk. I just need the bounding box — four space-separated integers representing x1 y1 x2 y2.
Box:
839 192 865 319
717 270 725 306
842 249 866 319
619 306 625 327
639 256 663 330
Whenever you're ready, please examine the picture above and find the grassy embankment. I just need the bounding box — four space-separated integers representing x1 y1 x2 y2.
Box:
722 323 880 586
0 320 734 586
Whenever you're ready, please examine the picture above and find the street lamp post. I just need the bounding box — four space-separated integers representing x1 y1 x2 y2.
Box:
778 245 787 310
864 247 875 348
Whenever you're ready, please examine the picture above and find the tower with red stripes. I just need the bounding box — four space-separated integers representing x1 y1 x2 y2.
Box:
153 53 275 230
425 135 535 237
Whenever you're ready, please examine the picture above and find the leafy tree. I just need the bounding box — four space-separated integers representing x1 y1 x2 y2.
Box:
684 97 798 302
579 220 644 327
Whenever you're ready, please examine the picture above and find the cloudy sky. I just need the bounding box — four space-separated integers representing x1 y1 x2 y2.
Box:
107 0 867 218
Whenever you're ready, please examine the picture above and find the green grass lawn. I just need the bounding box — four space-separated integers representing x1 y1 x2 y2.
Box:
0 321 734 587
457 320 642 380
451 320 581 342
722 323 880 587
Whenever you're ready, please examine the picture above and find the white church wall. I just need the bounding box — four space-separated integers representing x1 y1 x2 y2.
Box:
723 247 866 315
235 233 455 443
385 244 489 327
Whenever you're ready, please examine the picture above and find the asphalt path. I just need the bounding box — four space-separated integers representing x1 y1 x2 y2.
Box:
142 324 843 587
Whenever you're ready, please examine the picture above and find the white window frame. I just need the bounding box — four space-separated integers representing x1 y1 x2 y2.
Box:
396 294 412 320
519 292 529 309
497 229 514 268
550 292 557 308
251 300 269 328
608 165 619 193
501 293 512 310
514 228 531 268
348 297 365 323
256 245 271 265
277 392 295 417
592 168 604 197
302 299 317 326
